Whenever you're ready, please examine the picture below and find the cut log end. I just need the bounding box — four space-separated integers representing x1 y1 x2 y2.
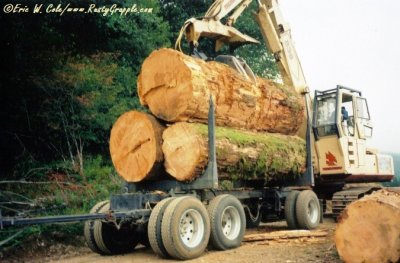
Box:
110 111 164 182
335 190 400 263
162 122 208 181
138 49 194 122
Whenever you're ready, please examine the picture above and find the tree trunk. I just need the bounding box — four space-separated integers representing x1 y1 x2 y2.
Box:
335 189 400 263
109 111 165 182
138 48 304 135
162 122 306 182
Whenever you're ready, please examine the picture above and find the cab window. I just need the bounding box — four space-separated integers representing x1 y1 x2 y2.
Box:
356 98 370 120
314 95 337 136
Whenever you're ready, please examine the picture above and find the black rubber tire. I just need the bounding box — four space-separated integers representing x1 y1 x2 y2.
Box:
285 191 300 229
207 194 246 250
84 200 109 254
244 204 261 229
147 197 175 258
161 196 210 260
295 190 321 230
93 202 139 255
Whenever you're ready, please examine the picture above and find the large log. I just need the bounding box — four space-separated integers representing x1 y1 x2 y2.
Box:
109 111 164 182
138 48 304 135
335 189 400 263
162 122 306 182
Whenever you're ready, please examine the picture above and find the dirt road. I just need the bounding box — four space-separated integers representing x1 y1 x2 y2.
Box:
4 218 341 263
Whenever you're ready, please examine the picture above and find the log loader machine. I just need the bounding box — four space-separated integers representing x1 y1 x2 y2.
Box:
0 0 395 260
174 0 395 218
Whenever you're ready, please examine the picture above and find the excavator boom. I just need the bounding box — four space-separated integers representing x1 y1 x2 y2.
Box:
176 0 308 95
254 0 308 94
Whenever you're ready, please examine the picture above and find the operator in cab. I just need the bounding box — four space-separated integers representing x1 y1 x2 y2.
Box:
341 106 349 135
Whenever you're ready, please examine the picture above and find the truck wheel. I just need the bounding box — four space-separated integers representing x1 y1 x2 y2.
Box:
161 196 210 260
285 191 300 229
148 197 175 258
207 194 246 250
84 200 109 254
295 190 321 230
93 202 139 255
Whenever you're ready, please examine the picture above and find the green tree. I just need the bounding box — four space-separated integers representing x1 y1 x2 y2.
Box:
234 2 279 79
0 0 170 177
32 53 137 175
160 0 279 79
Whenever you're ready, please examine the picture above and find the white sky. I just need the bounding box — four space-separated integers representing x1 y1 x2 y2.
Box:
278 0 400 153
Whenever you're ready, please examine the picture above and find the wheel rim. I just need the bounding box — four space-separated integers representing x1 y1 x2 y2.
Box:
179 209 205 248
307 199 319 224
221 206 241 240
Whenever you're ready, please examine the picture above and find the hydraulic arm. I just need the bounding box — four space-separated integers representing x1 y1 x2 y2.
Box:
176 0 308 95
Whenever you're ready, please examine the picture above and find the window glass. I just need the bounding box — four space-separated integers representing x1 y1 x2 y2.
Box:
314 95 337 137
356 98 370 119
316 97 336 126
364 125 373 137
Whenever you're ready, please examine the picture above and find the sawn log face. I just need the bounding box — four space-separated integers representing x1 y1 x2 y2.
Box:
109 111 165 182
335 189 400 263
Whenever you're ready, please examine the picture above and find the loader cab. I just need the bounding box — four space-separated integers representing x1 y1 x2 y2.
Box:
312 85 372 141
311 85 393 183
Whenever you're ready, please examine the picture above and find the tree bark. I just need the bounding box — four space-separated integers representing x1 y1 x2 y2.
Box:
162 122 306 182
138 48 304 135
335 189 400 263
109 111 165 182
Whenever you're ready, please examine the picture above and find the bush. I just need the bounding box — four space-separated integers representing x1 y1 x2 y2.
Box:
0 155 123 252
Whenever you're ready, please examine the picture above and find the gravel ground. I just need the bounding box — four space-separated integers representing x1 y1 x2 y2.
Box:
2 217 342 263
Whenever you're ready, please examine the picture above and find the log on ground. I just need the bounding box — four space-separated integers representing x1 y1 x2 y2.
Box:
110 111 165 182
138 48 304 135
335 189 400 263
162 122 306 182
243 230 327 242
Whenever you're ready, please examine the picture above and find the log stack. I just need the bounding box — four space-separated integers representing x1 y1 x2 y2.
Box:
110 48 307 183
335 190 400 263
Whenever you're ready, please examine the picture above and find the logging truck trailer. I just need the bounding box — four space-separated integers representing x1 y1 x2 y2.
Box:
1 94 386 260
1 100 316 259
1 0 396 260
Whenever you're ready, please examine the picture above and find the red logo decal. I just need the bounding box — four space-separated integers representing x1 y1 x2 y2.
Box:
325 151 337 166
